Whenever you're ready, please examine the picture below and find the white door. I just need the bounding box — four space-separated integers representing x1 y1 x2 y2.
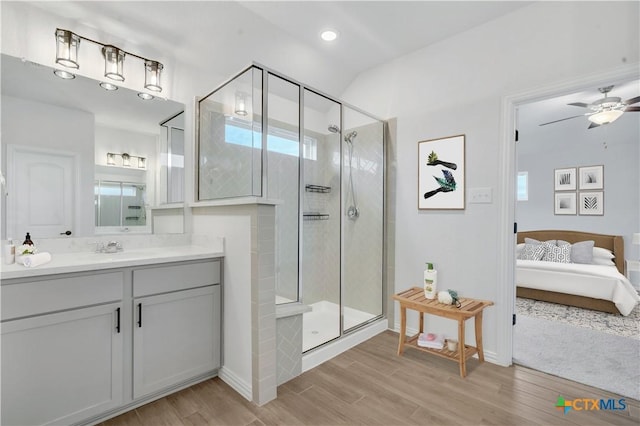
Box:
133 285 220 399
7 145 76 238
1 303 123 426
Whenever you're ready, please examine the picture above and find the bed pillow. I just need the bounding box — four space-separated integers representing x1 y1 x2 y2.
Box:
556 240 595 264
592 257 616 266
517 243 545 261
593 247 615 259
524 237 557 246
541 241 571 263
516 243 525 257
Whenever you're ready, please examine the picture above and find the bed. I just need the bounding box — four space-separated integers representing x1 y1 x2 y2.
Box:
516 230 639 316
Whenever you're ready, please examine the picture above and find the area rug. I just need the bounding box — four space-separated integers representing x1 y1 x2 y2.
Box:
514 315 640 400
516 297 640 340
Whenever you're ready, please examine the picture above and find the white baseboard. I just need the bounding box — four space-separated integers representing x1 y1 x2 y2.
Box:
218 366 252 401
302 318 387 372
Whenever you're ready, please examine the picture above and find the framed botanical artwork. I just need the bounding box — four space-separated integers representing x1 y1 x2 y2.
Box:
579 191 604 215
418 134 465 210
579 165 604 190
554 192 576 215
554 167 576 191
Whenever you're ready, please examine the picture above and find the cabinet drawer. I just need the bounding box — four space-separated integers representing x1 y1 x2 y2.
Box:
1 271 124 321
133 260 220 297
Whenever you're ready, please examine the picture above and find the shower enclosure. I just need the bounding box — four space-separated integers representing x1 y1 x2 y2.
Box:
197 65 384 352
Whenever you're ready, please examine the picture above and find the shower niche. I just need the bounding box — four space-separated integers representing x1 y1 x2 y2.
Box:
198 65 384 352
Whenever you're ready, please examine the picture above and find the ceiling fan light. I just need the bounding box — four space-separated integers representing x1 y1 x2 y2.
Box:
588 109 624 125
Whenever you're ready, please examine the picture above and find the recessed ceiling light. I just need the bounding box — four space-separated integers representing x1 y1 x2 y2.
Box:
320 29 338 42
138 92 154 100
100 82 118 91
53 69 75 79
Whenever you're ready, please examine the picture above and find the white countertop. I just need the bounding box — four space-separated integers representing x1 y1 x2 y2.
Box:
1 246 224 280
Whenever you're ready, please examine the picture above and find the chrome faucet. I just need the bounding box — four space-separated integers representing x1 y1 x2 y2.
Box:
90 241 123 253
105 241 123 253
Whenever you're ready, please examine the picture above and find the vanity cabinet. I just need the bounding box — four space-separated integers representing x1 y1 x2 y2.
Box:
1 257 222 426
1 272 124 426
132 261 221 398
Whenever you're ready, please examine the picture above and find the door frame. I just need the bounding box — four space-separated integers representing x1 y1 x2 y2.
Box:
6 144 80 239
495 62 640 366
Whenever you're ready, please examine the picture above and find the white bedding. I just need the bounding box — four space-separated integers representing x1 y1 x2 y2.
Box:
516 260 640 316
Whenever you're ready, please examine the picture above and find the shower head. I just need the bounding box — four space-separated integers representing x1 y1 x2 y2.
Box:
328 124 340 134
344 131 357 143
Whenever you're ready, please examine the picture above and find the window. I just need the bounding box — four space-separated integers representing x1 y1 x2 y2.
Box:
225 118 317 160
517 171 528 201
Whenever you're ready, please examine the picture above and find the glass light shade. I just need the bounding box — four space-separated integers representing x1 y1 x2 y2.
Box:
138 157 146 169
106 153 116 165
144 60 163 92
55 29 80 69
121 153 130 167
235 92 248 116
588 109 624 125
102 45 125 81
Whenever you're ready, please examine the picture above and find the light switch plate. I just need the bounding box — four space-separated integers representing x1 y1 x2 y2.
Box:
469 187 492 204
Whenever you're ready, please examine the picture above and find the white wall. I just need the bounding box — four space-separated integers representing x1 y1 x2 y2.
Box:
1 95 95 238
340 1 640 361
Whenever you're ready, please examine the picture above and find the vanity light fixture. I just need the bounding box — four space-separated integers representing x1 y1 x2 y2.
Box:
234 92 248 116
144 60 163 92
55 29 80 68
107 152 146 169
102 45 125 81
53 28 164 93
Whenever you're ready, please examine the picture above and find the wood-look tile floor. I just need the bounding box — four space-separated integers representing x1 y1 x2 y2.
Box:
103 331 639 426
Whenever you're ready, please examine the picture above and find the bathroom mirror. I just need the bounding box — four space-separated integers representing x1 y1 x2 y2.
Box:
0 54 185 238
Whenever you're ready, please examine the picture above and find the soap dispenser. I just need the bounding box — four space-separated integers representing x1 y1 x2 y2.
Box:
23 232 33 246
424 262 438 299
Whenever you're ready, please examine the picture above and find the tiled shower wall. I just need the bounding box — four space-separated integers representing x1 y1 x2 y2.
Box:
342 121 384 317
301 133 341 306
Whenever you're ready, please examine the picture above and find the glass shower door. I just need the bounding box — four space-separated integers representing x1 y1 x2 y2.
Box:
301 89 342 351
342 106 384 332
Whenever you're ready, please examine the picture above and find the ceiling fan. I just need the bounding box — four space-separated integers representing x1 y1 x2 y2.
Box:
539 85 640 129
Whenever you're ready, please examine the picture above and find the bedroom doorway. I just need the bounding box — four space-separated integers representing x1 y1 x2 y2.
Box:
508 72 640 400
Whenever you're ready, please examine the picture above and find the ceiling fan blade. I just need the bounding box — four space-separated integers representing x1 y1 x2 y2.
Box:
568 102 590 108
539 115 584 126
588 122 600 129
624 95 640 105
625 106 640 112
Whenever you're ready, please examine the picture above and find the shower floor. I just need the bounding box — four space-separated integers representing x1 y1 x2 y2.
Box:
303 301 377 352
